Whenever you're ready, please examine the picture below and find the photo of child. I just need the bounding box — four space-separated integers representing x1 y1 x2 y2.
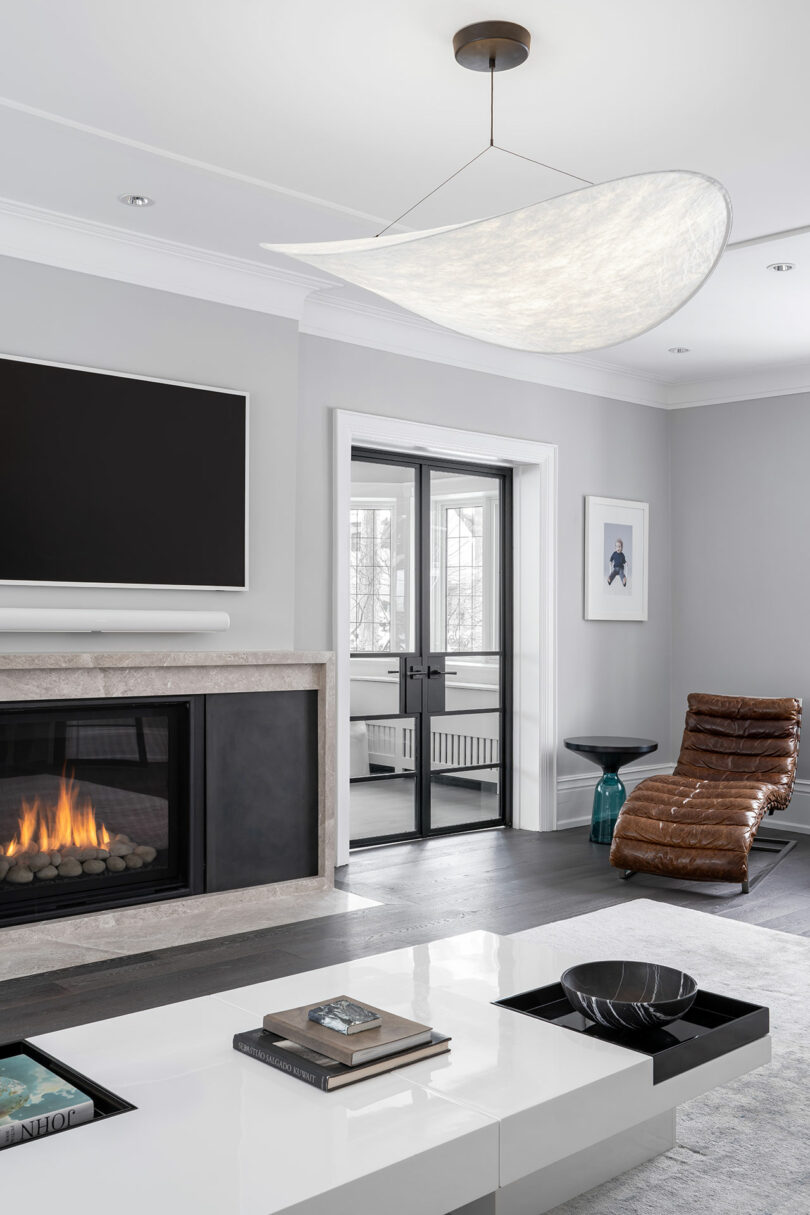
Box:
604 524 632 591
585 497 647 621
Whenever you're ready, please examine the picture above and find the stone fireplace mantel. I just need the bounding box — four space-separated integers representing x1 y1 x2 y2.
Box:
0 651 339 977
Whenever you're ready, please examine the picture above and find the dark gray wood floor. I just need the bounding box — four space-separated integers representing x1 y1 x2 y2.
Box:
1 825 807 1043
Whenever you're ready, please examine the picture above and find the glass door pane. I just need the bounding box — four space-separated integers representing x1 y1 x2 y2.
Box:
427 467 506 832
350 456 418 845
350 775 417 842
350 459 416 655
349 657 401 716
430 470 500 655
445 656 500 711
430 768 500 829
429 713 501 828
430 712 500 769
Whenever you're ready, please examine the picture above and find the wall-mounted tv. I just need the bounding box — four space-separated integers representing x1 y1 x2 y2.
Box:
0 355 248 590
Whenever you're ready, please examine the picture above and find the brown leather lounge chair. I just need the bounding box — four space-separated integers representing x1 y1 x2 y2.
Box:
610 693 801 895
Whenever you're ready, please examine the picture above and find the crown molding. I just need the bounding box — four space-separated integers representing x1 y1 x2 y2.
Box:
300 289 671 407
0 193 805 411
0 194 329 319
667 361 810 409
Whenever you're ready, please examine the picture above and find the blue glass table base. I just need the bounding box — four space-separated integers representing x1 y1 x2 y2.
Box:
589 772 626 845
563 737 658 847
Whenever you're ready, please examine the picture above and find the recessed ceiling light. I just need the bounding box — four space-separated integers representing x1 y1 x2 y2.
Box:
668 346 690 354
118 193 154 208
767 262 794 272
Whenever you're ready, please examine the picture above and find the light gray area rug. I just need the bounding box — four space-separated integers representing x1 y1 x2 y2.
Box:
513 900 810 1215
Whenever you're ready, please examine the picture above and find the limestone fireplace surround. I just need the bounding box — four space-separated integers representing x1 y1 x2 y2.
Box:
0 651 348 980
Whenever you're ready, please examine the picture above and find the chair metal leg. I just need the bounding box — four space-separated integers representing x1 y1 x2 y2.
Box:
741 879 749 894
744 834 797 893
620 870 635 881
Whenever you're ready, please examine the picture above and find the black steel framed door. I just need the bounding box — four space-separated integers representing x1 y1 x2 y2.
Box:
349 447 512 847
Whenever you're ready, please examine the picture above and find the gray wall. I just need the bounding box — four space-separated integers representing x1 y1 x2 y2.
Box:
296 336 673 775
4 257 805 824
670 393 810 780
0 256 299 651
0 256 674 782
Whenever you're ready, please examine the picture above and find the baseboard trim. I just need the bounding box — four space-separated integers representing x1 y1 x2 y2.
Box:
556 767 810 833
557 762 673 791
556 763 674 830
776 776 810 833
769 818 810 835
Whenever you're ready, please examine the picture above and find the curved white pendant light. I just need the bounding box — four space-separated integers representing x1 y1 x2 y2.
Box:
262 171 731 355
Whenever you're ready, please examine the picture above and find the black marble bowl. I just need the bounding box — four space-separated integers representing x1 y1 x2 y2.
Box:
560 960 698 1031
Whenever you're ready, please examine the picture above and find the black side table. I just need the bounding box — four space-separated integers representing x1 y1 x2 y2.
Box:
564 736 658 844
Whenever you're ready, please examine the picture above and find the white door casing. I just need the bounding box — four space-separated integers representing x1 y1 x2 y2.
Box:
334 409 558 866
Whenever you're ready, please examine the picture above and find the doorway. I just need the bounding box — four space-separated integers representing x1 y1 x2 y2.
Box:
349 448 512 847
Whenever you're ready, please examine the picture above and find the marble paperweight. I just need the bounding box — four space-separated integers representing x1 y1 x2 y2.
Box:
308 999 382 1035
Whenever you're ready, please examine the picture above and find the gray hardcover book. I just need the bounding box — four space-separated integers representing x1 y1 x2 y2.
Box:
263 995 433 1066
234 1029 451 1091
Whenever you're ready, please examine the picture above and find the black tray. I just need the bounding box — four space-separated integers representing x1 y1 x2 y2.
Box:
0 1039 135 1151
494 983 769 1084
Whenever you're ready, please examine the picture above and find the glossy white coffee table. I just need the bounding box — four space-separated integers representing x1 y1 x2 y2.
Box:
1 930 769 1214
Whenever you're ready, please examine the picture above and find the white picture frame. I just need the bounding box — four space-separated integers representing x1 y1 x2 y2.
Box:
585 496 649 621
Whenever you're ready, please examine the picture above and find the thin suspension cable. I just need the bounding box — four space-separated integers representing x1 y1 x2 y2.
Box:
490 63 495 146
492 143 594 186
375 145 491 237
375 61 594 237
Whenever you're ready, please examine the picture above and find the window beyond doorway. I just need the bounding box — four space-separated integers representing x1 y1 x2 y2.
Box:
349 504 394 652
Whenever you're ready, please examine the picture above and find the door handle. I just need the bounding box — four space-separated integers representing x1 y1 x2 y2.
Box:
428 667 458 678
407 667 426 679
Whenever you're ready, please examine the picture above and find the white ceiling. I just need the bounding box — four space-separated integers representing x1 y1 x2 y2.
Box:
1 0 809 399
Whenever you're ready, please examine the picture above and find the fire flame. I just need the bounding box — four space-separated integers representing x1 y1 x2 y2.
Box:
2 773 111 857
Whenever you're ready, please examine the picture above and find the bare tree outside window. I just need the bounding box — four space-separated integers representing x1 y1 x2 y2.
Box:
350 507 393 651
444 505 484 651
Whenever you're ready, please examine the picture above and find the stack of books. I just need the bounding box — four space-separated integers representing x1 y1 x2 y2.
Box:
233 995 451 1091
0 1054 94 1148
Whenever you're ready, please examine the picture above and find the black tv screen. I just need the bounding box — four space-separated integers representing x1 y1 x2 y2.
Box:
0 356 247 589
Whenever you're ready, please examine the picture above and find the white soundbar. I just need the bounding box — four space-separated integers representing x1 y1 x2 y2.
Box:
0 608 231 633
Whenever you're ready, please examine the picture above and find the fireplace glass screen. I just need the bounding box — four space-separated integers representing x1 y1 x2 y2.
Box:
0 699 190 923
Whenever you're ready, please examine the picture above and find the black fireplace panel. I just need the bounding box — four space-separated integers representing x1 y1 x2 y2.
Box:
205 690 319 892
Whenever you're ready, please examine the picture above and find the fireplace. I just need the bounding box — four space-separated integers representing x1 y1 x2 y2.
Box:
0 697 201 924
0 680 323 928
0 653 332 943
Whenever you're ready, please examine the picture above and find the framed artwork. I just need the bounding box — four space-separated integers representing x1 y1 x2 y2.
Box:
585 496 649 621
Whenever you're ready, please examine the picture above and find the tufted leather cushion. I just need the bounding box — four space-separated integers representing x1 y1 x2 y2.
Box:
610 694 801 884
673 693 800 803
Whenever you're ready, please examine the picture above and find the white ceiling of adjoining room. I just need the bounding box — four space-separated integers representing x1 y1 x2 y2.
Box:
0 0 808 401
